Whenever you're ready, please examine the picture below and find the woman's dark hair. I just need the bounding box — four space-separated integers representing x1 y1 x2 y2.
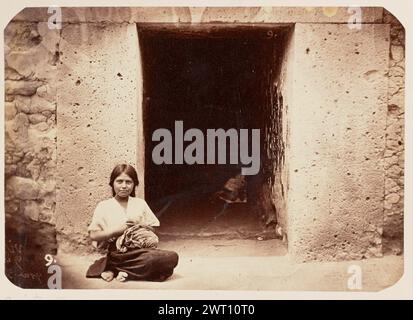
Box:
109 164 139 197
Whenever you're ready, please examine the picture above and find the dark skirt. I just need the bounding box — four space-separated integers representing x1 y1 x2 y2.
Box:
86 246 179 282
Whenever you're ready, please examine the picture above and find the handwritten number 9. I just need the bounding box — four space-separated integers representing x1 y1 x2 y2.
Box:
45 254 54 266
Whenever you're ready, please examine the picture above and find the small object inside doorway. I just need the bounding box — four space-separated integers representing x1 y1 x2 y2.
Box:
214 174 247 204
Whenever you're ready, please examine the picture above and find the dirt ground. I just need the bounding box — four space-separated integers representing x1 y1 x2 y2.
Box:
57 238 403 291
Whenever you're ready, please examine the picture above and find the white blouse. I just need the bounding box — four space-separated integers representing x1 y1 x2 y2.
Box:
88 197 160 233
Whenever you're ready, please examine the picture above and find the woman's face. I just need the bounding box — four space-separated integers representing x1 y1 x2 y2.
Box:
113 172 134 199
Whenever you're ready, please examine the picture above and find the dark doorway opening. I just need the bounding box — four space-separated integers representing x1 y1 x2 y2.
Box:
139 25 289 239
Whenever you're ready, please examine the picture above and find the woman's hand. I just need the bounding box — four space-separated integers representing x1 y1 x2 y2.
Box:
109 223 128 238
89 223 127 242
126 220 136 227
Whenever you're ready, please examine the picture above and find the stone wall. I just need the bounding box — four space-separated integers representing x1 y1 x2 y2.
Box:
55 23 142 252
273 29 294 241
287 23 390 261
255 28 293 240
12 7 383 24
383 10 405 255
4 22 59 287
3 7 404 265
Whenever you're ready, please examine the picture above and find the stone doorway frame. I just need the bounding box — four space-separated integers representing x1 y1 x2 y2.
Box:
136 23 293 239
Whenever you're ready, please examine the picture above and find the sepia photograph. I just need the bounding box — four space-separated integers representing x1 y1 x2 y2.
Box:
3 5 405 292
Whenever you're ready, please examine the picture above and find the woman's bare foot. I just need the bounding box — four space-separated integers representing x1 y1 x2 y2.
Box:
101 271 115 282
116 271 128 282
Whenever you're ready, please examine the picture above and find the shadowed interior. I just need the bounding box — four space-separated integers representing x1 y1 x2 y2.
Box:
139 25 288 238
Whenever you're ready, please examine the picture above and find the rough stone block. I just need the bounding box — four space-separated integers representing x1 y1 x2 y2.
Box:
388 185 401 194
388 77 404 95
385 177 398 190
24 201 40 221
10 113 29 141
5 164 17 178
5 66 25 81
389 65 405 78
386 193 400 204
7 176 40 200
6 80 44 96
5 95 15 102
13 96 31 113
5 200 19 214
385 155 399 168
31 122 49 132
44 179 56 192
390 45 404 62
28 114 47 124
5 23 60 81
387 165 402 179
26 158 41 180
4 22 41 51
5 102 17 120
288 24 390 261
29 95 56 113
36 84 56 102
39 208 54 224
56 23 140 235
